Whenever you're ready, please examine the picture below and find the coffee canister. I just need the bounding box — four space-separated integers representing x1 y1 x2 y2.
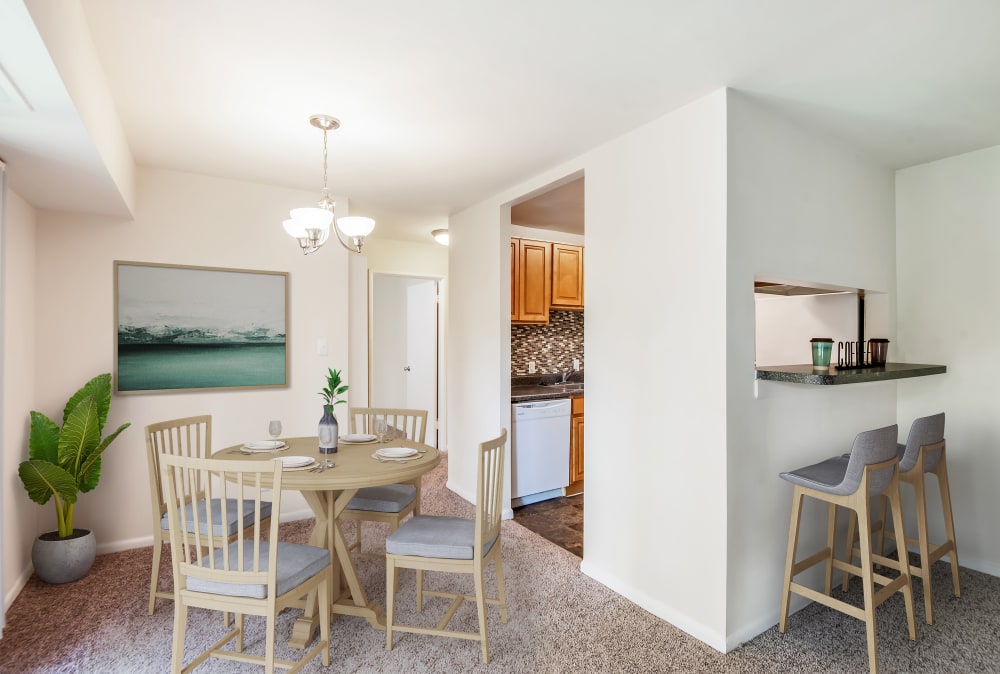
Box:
869 338 890 366
810 338 834 369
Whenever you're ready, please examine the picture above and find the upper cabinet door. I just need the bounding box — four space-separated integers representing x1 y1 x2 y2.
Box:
515 238 551 323
510 239 519 322
551 243 584 309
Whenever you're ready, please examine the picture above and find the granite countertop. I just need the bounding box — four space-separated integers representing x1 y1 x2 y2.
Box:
755 362 946 385
511 374 584 402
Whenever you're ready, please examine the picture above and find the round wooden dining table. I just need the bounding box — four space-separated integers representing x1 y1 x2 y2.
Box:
217 435 440 648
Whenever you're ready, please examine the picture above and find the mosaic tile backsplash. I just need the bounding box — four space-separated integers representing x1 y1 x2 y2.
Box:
511 310 584 375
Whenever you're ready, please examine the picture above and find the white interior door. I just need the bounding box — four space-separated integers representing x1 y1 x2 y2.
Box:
372 274 439 445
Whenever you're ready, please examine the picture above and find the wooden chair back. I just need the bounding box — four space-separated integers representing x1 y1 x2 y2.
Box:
349 407 428 443
476 429 507 562
146 415 212 525
160 454 282 593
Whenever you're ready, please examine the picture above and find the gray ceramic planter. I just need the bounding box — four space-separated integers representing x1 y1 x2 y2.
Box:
31 529 96 584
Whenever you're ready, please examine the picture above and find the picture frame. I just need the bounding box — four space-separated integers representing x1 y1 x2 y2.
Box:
114 261 289 394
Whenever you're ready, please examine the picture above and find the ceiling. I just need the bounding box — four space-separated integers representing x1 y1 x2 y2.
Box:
511 178 584 234
2 1 1000 242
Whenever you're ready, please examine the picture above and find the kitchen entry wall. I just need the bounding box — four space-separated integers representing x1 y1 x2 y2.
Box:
511 310 584 375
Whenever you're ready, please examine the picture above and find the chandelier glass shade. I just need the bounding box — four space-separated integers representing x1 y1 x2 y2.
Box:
284 115 374 255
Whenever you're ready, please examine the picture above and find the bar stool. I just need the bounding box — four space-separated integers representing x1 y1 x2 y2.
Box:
779 425 916 674
843 413 960 625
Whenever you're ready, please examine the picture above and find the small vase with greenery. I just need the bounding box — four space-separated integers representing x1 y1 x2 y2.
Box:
17 373 130 582
318 368 348 453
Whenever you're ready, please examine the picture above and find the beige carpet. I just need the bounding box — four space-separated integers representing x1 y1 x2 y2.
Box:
2 454 998 673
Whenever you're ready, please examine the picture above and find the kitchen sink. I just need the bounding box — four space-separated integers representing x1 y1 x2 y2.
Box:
541 382 584 390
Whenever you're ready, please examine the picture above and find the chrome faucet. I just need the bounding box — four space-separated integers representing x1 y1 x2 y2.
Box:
560 370 571 384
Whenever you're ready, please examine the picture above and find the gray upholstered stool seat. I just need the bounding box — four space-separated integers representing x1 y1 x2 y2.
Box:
348 484 417 513
778 424 916 674
162 498 273 536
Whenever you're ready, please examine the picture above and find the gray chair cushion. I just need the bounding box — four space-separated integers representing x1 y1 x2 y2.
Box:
781 425 898 496
186 540 329 599
161 498 272 537
898 412 945 473
347 484 417 513
386 515 498 560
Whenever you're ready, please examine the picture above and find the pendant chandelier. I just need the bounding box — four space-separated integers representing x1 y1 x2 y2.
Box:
282 114 375 255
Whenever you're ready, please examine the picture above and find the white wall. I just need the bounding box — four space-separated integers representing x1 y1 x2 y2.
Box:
365 238 447 277
584 91 730 648
26 167 352 557
447 200 511 508
449 89 731 648
896 145 1000 576
2 188 40 611
725 91 899 647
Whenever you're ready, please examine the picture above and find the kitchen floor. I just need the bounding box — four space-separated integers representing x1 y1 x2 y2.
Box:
512 494 583 557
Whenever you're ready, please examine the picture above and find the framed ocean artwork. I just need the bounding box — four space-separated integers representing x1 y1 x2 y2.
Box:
114 261 289 394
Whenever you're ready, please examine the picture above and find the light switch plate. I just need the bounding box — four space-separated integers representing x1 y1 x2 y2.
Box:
527 361 536 374
317 337 328 356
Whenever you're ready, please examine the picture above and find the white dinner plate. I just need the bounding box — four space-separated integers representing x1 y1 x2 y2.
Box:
376 446 418 459
277 455 314 469
341 433 377 443
243 440 287 451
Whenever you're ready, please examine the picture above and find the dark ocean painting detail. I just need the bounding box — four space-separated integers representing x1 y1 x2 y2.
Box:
117 343 286 391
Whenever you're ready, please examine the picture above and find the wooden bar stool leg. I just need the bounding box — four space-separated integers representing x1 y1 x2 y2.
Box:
887 480 917 641
935 458 961 599
780 488 805 633
842 509 858 592
855 501 880 674
875 493 889 557
912 470 934 624
824 502 837 596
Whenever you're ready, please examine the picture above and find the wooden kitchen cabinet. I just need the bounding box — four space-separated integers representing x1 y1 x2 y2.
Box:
512 238 551 324
510 239 519 322
567 395 584 495
551 243 584 309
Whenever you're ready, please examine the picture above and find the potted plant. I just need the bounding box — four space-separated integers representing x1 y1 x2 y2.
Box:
317 368 348 454
17 373 130 583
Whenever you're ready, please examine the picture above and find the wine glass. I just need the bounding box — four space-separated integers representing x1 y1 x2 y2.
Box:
268 420 282 443
374 418 389 443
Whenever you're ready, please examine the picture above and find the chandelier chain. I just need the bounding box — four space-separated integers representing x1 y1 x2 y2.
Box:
321 128 329 196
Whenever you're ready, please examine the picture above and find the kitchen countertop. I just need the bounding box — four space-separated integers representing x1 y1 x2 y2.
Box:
755 362 946 385
511 374 584 402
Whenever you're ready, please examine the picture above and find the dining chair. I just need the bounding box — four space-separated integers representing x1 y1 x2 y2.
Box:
342 407 429 558
145 415 272 616
778 425 916 674
843 412 960 625
385 429 508 664
161 453 330 673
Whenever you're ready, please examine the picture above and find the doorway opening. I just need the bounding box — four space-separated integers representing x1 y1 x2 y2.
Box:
369 273 442 448
507 173 585 557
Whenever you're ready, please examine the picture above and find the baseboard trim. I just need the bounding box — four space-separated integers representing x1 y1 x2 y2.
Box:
580 559 728 653
4 564 34 613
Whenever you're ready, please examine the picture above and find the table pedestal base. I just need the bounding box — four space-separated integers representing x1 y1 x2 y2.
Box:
288 488 386 648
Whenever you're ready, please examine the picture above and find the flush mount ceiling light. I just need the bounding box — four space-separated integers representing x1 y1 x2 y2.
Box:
282 114 375 255
431 228 449 246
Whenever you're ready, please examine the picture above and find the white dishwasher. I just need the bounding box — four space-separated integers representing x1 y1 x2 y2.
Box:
511 398 571 507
